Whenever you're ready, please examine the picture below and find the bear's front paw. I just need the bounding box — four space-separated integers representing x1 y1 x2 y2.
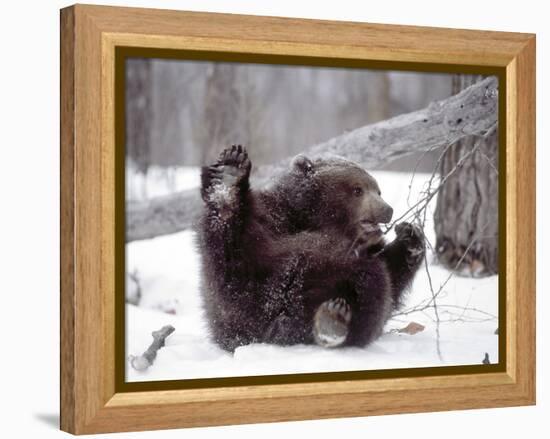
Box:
215 144 251 187
395 222 425 266
313 298 352 348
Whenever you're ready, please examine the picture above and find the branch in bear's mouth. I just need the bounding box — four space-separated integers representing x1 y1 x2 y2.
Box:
128 325 175 371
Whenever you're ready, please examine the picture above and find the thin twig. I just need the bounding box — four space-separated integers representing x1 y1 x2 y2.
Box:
384 138 483 232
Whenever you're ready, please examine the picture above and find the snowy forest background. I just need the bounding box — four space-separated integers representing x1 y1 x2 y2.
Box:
125 58 500 382
126 59 453 179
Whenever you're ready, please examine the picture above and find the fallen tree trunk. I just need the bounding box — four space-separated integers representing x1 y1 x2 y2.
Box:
127 76 498 242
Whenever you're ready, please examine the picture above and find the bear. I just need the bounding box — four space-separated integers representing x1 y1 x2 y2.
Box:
197 144 425 352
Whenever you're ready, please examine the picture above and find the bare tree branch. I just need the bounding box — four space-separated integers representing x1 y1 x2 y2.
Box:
386 126 498 359
127 76 498 242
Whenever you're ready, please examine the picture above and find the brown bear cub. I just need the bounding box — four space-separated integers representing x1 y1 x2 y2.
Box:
198 145 425 352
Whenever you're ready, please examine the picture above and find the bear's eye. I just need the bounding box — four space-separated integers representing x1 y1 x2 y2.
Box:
353 187 363 196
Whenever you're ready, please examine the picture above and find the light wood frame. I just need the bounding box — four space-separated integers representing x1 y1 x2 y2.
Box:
60 4 536 434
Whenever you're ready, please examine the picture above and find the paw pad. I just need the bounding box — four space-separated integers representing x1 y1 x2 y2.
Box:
313 298 352 348
217 145 251 177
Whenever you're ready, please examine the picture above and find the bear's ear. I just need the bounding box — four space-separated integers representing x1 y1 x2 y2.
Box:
291 154 314 176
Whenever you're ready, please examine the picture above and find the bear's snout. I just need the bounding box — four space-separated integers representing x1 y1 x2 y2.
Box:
360 195 393 224
377 203 393 224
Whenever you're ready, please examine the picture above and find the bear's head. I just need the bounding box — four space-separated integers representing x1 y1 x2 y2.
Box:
275 154 393 235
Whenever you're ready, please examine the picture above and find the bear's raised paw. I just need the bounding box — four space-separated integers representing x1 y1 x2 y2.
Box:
215 144 251 187
201 144 252 203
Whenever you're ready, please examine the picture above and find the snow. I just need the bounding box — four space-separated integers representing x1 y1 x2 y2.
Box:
126 167 499 382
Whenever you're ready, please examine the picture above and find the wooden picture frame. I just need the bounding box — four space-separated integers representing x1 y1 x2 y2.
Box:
60 4 536 434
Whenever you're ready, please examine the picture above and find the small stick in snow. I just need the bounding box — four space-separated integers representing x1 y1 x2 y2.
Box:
129 325 175 371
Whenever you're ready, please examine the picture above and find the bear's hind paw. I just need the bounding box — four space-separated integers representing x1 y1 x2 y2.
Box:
313 298 352 348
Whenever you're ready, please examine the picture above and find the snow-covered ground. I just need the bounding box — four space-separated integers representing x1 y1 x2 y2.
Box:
126 166 499 382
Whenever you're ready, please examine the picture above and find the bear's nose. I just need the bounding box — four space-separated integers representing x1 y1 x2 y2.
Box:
379 205 393 224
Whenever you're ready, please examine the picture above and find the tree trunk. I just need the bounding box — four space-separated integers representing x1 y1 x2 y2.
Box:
127 76 498 243
366 71 390 123
434 75 499 276
201 64 247 163
126 58 152 175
